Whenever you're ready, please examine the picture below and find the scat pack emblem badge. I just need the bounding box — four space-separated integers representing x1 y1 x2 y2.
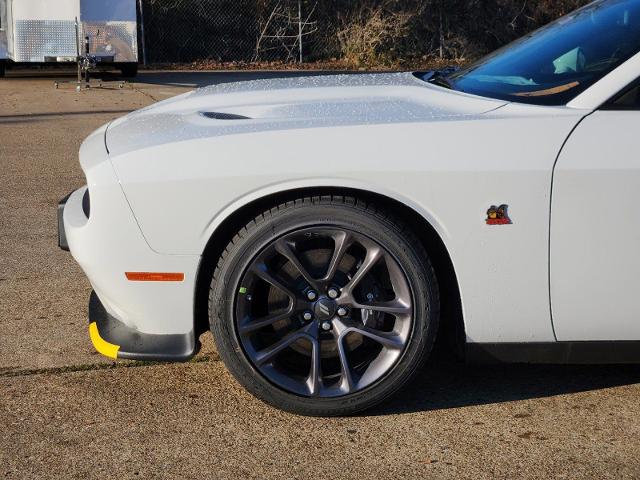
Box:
486 204 512 225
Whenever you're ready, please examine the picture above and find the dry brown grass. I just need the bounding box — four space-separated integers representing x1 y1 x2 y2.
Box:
335 5 414 68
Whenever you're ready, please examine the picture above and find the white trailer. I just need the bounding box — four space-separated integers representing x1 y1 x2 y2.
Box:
0 0 139 77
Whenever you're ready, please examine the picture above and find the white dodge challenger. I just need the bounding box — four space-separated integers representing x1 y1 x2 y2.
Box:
59 0 640 415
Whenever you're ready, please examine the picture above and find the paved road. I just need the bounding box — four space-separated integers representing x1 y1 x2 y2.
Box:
1 70 639 479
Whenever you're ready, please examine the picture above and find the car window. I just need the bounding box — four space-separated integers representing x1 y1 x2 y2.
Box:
443 0 640 106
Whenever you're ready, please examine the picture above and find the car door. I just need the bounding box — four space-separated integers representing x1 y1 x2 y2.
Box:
550 81 640 341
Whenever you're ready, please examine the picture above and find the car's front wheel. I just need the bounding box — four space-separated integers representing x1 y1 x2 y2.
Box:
209 196 439 416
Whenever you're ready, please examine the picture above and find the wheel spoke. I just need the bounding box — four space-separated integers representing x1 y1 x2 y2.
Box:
251 263 296 299
275 239 319 290
238 310 294 336
354 326 405 350
254 322 317 365
334 332 355 393
254 332 305 366
306 336 322 396
343 246 383 294
353 299 411 317
322 231 352 283
334 317 404 350
384 256 413 304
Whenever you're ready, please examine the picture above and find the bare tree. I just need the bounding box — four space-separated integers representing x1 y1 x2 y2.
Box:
254 0 318 63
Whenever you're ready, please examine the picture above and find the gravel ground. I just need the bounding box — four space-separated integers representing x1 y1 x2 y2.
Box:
1 69 639 480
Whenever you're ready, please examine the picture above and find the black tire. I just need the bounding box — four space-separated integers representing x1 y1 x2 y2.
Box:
0 61 6 78
209 196 439 416
119 62 138 78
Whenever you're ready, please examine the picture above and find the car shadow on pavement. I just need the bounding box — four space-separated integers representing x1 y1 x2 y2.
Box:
370 361 640 416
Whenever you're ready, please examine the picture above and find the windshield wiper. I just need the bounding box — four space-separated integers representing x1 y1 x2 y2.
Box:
429 75 454 89
422 67 459 90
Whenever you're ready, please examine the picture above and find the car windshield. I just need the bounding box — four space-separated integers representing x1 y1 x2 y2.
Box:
425 0 640 105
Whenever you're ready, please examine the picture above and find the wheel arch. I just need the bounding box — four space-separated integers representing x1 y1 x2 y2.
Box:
194 187 465 360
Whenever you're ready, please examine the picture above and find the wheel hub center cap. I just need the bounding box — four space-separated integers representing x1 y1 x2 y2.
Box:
314 297 337 321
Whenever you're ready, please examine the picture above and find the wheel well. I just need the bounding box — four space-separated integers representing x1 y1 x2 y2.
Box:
194 187 465 360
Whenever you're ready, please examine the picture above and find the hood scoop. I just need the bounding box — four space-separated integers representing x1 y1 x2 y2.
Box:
201 111 251 120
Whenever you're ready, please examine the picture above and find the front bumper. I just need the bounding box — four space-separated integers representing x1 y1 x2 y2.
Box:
57 124 201 360
58 183 200 360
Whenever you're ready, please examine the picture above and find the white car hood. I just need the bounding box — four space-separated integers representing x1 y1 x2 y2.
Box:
105 72 507 157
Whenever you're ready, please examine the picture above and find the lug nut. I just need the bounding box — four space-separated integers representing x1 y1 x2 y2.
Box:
321 321 332 331
302 311 313 321
337 307 348 317
327 287 339 299
306 290 317 301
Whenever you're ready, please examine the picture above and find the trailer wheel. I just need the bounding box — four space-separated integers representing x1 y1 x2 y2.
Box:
120 63 138 78
0 61 6 78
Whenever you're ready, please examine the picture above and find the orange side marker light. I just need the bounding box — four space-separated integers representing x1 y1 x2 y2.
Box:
125 272 185 282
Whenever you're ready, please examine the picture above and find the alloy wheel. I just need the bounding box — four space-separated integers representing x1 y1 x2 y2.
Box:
235 227 414 397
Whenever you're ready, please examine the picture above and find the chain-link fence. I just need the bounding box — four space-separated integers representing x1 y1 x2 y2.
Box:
138 0 591 66
140 0 329 63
